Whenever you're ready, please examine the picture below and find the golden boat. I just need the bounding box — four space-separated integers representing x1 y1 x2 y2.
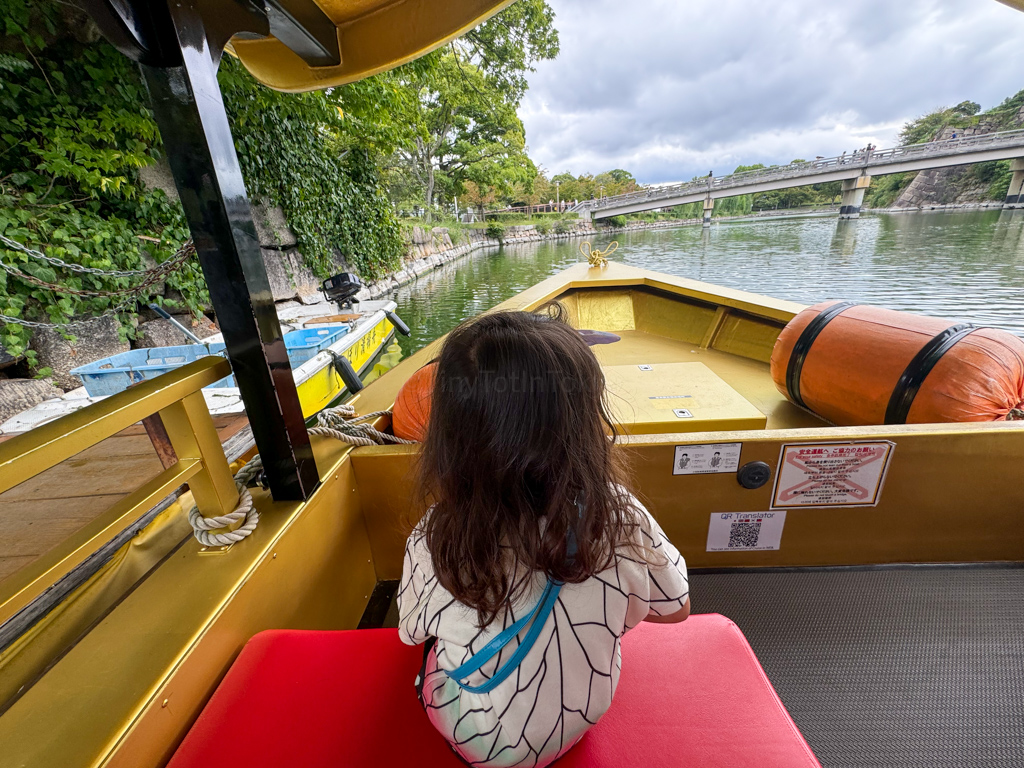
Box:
2 1 1024 766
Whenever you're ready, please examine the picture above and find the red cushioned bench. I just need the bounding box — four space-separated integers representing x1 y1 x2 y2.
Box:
169 614 820 768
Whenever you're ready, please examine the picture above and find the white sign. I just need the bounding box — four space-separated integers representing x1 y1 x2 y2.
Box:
673 442 742 475
707 511 787 551
771 441 894 509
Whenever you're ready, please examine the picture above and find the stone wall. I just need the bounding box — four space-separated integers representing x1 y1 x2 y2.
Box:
356 218 682 300
895 113 1024 208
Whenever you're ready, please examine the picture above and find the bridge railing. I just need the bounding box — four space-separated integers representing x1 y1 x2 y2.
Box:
574 128 1024 212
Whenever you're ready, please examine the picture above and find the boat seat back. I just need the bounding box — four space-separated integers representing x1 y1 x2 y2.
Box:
168 614 820 768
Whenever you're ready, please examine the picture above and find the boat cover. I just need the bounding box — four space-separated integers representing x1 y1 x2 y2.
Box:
168 614 820 767
231 0 514 92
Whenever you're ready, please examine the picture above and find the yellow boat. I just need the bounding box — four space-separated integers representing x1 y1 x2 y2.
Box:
2 1 1024 766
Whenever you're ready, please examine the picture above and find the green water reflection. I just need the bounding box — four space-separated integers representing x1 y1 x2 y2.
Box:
393 210 1024 355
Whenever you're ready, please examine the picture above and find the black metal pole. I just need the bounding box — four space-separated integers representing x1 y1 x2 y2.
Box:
140 1 318 501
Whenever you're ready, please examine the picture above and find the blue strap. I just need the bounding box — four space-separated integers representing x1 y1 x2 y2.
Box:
444 500 582 694
445 579 562 694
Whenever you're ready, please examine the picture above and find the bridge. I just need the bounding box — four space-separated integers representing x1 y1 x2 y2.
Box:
574 128 1024 223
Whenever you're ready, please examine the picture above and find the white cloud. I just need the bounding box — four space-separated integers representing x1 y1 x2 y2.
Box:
521 0 1024 183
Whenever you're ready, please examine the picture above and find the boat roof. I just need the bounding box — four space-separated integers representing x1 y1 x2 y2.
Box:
228 0 514 92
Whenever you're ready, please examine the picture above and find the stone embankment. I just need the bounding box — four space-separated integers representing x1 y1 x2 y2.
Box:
895 106 1024 208
357 219 684 300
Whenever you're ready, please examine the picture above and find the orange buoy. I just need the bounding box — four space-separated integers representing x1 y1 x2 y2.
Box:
392 361 437 441
770 302 1024 426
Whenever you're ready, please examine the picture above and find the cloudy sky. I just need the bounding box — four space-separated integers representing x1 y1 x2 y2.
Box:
520 0 1024 184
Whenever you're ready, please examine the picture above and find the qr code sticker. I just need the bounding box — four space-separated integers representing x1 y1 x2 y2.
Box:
728 520 762 548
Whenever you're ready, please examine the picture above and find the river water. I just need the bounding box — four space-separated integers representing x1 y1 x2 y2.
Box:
392 210 1024 355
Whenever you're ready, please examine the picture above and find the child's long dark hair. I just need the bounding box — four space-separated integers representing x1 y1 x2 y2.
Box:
419 305 637 627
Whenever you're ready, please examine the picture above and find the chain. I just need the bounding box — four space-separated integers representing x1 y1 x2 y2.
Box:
0 235 196 298
0 233 194 277
1 294 139 329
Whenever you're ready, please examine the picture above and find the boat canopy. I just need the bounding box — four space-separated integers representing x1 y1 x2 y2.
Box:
230 0 515 92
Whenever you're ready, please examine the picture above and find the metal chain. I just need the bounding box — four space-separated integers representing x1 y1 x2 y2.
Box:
1 296 140 330
0 233 194 277
0 235 196 298
0 235 196 328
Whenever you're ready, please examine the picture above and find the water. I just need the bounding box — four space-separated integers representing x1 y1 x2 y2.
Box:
393 210 1024 355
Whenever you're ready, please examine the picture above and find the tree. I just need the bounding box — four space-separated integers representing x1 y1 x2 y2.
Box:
458 0 560 105
391 50 537 220
377 2 558 219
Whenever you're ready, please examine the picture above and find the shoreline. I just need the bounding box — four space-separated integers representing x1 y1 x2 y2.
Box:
365 198 1015 300
358 218 693 300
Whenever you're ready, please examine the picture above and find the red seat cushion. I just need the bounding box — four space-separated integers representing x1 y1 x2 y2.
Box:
169 614 820 768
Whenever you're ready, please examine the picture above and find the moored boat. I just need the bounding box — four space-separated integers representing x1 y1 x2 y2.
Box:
0 299 400 434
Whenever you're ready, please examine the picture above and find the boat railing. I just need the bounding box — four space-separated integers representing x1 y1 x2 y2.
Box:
0 355 238 626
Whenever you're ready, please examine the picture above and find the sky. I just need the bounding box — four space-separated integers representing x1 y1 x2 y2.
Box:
520 0 1024 185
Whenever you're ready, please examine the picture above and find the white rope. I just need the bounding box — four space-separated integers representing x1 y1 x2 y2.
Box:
185 405 413 546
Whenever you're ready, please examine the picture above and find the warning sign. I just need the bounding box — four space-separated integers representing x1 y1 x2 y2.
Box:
771 441 894 509
673 443 741 475
707 511 786 551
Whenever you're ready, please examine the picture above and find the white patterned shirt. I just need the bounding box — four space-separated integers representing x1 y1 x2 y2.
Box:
398 493 689 767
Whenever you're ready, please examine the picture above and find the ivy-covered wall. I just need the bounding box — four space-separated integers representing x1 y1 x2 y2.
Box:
0 0 403 361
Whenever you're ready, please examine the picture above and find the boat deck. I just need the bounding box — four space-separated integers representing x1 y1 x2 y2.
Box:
589 329 826 430
360 564 1024 767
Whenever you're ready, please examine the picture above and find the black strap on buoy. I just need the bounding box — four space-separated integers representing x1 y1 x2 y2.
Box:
884 323 978 424
786 301 858 409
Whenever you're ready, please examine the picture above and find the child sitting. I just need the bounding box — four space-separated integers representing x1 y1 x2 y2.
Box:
398 307 690 767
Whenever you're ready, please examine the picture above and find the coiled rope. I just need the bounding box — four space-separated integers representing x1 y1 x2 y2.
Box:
580 240 618 268
186 404 416 546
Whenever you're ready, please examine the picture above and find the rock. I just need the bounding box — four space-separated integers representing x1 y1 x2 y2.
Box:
410 226 431 246
135 319 191 348
252 201 299 249
162 286 212 315
262 247 321 302
0 378 61 424
31 315 131 390
297 291 325 306
139 250 166 297
138 158 180 203
0 344 21 372
134 314 218 348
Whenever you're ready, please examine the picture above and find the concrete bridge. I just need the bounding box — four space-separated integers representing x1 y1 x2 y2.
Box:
574 128 1024 224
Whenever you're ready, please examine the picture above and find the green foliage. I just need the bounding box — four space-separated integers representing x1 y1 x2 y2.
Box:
0 1 201 358
220 57 403 281
0 0 404 362
864 172 912 208
458 0 560 105
604 215 627 227
553 219 572 235
548 170 639 204
533 219 550 235
485 222 505 241
381 3 559 219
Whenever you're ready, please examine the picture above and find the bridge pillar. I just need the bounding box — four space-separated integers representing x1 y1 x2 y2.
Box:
1005 159 1024 209
702 196 714 228
839 176 871 219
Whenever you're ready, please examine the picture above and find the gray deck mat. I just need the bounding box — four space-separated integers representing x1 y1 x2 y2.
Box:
690 567 1024 768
